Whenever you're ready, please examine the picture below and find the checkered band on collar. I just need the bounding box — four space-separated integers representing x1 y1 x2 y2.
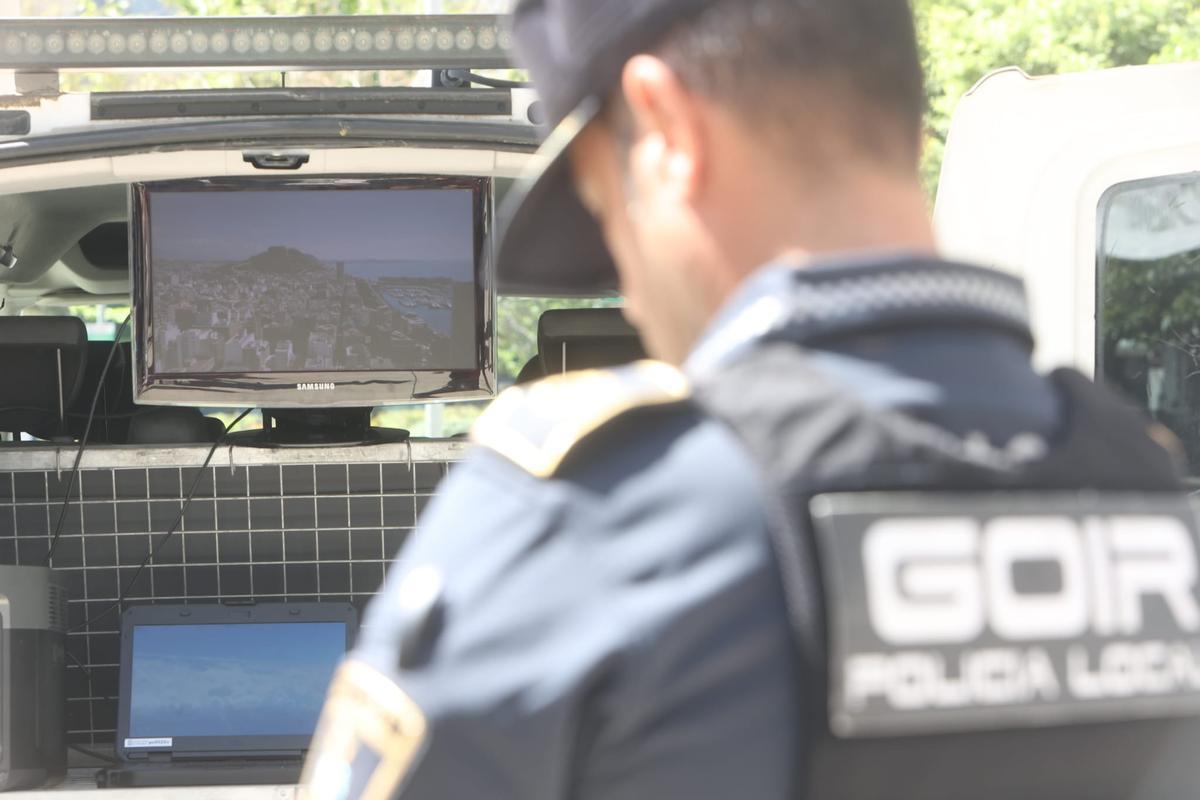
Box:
780 261 1032 345
686 259 1034 378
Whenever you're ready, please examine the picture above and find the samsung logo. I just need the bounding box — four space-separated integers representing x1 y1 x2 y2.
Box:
297 382 336 392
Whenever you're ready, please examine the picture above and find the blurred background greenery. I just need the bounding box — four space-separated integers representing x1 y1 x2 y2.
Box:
914 0 1200 193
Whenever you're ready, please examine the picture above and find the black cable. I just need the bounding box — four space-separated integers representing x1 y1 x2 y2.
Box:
45 314 132 566
66 648 93 678
0 406 73 416
66 410 138 421
446 69 532 89
69 408 252 634
0 406 135 417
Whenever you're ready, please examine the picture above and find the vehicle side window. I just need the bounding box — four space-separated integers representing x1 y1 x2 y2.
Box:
1098 174 1200 476
20 302 131 341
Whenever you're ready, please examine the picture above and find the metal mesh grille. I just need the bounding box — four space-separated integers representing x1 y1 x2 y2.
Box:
47 582 68 633
0 457 451 745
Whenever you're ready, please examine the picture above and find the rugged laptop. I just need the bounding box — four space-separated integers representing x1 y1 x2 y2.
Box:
101 602 357 788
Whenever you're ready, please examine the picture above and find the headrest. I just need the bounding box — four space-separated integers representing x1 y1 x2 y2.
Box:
26 340 136 443
73 341 136 443
0 316 88 437
0 316 87 349
536 307 645 376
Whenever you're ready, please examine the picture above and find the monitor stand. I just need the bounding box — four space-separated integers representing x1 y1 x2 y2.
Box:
253 408 410 446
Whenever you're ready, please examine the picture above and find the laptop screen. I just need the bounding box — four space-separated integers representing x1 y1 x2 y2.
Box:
128 621 346 739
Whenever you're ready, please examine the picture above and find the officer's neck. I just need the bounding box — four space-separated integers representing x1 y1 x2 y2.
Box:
712 154 938 285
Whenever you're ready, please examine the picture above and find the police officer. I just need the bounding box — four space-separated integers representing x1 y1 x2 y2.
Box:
303 1 1200 798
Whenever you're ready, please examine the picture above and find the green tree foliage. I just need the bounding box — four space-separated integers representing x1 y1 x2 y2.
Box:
1104 254 1200 352
915 0 1200 192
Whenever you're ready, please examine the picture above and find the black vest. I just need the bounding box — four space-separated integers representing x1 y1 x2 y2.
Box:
697 332 1199 799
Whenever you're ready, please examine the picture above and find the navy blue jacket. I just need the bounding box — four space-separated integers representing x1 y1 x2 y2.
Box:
306 256 1070 799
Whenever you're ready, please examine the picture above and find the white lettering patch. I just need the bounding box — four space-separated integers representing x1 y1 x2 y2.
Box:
810 493 1200 737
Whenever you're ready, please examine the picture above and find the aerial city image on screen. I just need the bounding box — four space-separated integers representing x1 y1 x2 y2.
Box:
149 187 477 374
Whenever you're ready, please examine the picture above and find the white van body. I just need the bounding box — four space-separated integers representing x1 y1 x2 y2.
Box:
934 61 1200 377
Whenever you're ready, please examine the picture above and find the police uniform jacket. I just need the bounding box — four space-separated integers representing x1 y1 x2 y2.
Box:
304 255 1199 800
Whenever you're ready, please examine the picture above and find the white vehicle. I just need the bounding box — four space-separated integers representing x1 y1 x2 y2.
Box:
935 61 1200 481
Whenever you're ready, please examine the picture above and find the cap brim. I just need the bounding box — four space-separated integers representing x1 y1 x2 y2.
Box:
497 97 618 296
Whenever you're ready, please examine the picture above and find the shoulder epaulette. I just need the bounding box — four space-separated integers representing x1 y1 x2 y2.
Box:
471 360 691 478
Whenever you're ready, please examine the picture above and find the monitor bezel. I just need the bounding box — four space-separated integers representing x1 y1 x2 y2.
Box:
131 175 497 408
115 602 358 761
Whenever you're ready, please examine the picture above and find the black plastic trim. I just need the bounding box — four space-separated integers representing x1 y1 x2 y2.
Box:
92 87 512 121
78 221 130 270
0 110 31 136
0 117 538 167
242 151 310 170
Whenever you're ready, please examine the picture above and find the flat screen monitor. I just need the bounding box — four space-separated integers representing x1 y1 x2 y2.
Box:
131 176 495 408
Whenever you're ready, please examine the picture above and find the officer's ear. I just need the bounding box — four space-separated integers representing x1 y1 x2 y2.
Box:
619 55 707 202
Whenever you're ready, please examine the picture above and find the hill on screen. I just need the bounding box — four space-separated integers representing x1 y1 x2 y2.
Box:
180 247 464 282
215 246 330 276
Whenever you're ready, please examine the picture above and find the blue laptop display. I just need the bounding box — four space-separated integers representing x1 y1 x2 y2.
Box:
108 602 357 788
128 621 346 740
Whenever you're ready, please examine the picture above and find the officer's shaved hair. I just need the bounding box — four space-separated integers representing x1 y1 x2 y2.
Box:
609 0 926 170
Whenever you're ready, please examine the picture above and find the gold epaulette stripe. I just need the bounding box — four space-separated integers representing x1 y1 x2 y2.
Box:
472 360 691 478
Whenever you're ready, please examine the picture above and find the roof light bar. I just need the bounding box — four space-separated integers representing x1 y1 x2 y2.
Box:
0 15 514 71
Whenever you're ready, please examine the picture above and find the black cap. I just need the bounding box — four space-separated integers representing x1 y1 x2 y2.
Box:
498 0 724 294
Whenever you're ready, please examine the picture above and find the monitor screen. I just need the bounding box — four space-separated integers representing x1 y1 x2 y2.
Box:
128 621 346 739
131 176 496 408
150 187 477 373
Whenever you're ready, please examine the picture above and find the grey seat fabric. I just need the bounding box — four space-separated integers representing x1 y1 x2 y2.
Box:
515 355 546 386
128 407 224 445
0 317 88 439
516 308 646 385
72 341 136 444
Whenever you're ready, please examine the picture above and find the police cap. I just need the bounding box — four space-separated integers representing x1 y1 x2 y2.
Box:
498 0 724 294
